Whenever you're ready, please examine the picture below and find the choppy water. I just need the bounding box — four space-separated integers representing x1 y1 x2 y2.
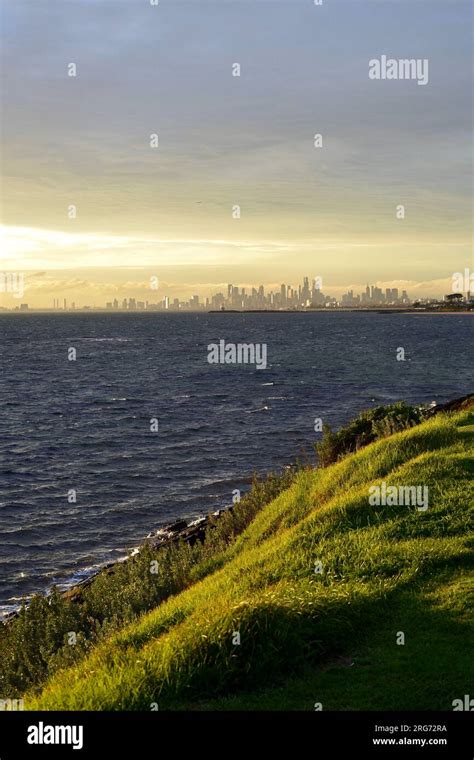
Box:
0 312 472 615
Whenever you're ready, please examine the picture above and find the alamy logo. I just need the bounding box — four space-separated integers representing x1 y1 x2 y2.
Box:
452 695 474 711
207 339 267 370
369 481 429 511
0 698 24 711
369 56 429 86
452 268 473 293
27 722 83 750
0 271 25 298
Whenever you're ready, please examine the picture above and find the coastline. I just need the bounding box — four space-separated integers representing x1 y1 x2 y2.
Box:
207 308 474 314
2 306 473 316
21 396 474 712
2 393 471 626
0 506 235 623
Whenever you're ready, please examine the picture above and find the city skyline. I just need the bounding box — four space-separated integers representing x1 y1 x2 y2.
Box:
4 271 473 312
0 264 470 309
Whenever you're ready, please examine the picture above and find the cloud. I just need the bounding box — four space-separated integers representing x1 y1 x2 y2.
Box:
1 225 296 269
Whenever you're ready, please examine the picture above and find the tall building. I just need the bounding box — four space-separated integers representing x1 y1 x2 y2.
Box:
302 276 310 303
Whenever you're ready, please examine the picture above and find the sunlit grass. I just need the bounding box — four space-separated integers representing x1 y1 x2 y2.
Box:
26 408 473 710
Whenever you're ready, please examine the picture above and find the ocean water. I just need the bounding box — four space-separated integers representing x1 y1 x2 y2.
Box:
0 312 472 615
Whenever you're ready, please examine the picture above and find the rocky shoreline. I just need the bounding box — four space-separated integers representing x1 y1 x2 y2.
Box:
61 505 236 605
0 506 235 623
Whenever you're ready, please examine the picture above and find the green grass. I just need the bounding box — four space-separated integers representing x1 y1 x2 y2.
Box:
27 407 474 710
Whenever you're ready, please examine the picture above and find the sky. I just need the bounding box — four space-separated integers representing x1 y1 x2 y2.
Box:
0 0 472 307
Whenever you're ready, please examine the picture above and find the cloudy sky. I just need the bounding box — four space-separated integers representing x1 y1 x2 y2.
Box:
0 0 472 306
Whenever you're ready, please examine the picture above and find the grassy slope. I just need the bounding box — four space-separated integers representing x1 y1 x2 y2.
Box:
29 410 474 710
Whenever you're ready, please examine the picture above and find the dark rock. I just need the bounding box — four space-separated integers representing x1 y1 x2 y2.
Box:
167 519 189 533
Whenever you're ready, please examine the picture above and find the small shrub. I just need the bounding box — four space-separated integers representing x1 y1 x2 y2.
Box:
315 402 424 466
